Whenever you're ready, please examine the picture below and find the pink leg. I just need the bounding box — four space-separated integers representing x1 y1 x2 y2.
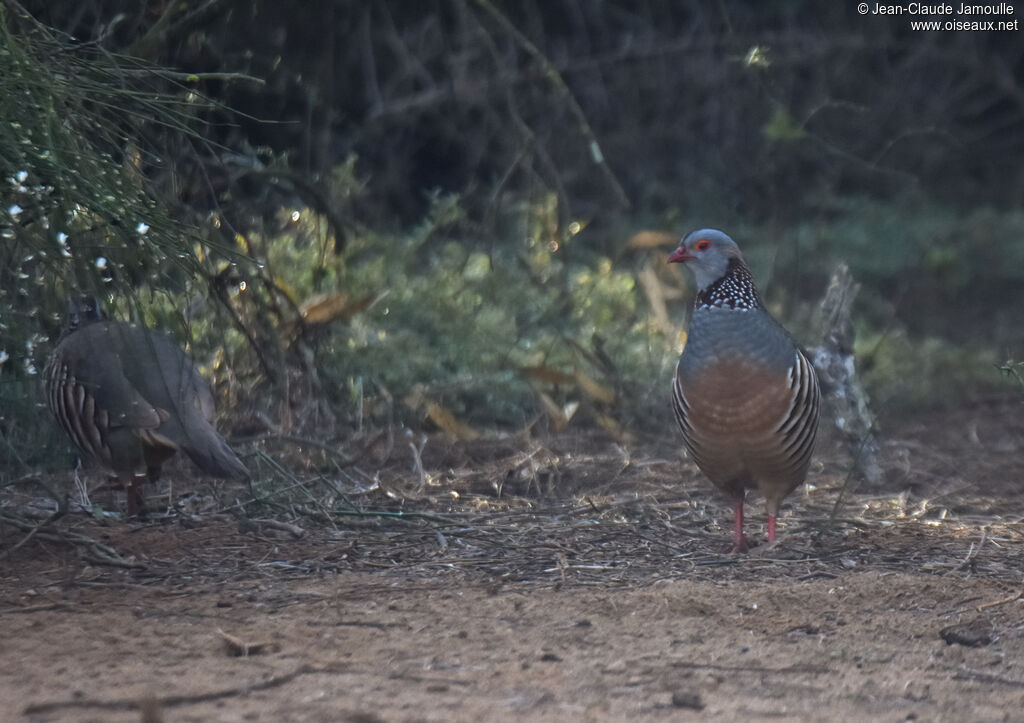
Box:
767 514 777 543
731 499 749 553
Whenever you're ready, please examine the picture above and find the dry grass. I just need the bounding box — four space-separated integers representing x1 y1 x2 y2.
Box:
3 396 1023 595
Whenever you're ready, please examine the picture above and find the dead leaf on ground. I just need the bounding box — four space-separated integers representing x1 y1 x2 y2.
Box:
537 392 580 432
519 365 577 386
425 402 481 441
627 230 679 249
574 368 616 405
594 413 634 443
216 628 278 657
637 264 674 336
300 292 376 325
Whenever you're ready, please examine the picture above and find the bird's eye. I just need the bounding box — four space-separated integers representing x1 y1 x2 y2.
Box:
695 240 711 251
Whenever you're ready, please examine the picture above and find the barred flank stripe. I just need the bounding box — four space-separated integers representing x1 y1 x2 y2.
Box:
775 351 820 475
670 367 705 467
48 358 108 463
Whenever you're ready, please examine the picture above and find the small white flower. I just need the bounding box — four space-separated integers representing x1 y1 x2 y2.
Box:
136 222 150 235
95 256 107 269
8 204 23 218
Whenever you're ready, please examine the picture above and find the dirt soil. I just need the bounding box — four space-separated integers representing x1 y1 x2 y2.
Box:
2 398 1024 722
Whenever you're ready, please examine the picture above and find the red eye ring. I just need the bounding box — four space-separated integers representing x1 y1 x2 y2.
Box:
695 240 711 251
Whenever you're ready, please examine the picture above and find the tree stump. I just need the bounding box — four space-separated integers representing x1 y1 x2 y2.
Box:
811 263 885 489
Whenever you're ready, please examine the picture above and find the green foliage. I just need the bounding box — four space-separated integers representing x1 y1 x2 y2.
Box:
0 6 211 280
247 192 669 429
738 195 1024 346
232 183 1024 432
762 106 807 143
805 197 1024 285
0 5 219 356
857 328 1008 410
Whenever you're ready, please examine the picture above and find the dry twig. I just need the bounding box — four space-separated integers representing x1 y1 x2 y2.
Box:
23 664 346 715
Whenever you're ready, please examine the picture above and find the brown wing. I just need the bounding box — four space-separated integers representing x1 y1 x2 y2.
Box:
45 340 167 467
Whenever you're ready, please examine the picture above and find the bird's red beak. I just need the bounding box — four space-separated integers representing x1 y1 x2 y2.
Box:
668 247 693 264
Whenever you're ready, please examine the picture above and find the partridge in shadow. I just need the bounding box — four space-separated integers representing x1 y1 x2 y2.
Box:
45 298 248 516
669 230 820 551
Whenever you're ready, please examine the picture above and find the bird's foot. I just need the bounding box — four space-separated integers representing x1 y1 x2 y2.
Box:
729 536 751 554
746 539 782 558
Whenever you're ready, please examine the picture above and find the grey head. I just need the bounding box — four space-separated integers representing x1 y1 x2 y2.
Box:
667 229 746 291
65 296 105 333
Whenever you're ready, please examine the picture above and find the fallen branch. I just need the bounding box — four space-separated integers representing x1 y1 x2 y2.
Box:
952 669 1024 689
24 663 347 716
977 590 1023 613
0 603 68 616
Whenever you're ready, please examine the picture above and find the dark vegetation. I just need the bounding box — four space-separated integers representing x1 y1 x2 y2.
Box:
1 0 1022 487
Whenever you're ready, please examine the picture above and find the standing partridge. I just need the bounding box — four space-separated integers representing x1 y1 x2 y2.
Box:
45 298 248 516
669 229 819 551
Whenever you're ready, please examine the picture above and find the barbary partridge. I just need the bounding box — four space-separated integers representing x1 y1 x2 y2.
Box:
45 298 248 516
669 229 819 551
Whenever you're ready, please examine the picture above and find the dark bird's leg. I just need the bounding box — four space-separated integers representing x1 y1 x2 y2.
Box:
143 444 174 484
124 474 148 519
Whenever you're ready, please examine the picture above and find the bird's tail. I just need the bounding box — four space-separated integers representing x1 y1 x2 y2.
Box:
150 422 249 480
185 435 249 480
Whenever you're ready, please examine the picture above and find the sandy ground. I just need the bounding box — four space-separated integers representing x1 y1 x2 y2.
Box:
2 398 1024 722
